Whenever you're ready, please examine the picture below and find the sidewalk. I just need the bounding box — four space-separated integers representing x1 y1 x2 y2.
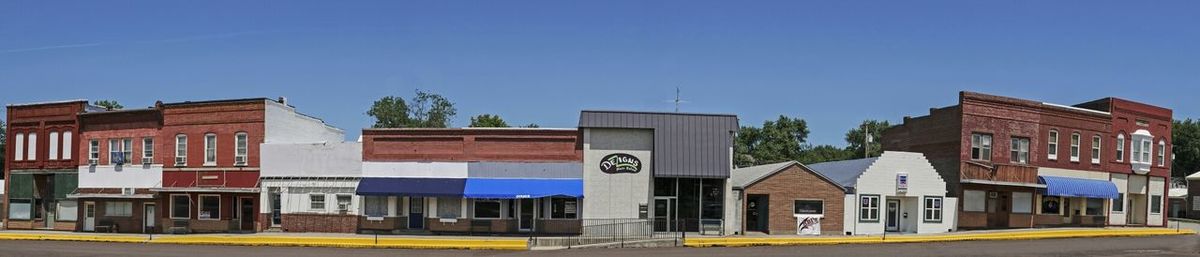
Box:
0 230 529 250
686 227 1196 247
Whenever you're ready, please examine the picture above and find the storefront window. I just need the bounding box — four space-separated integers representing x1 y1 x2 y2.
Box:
437 197 462 218
654 178 676 197
1151 195 1162 214
794 200 823 215
105 201 133 217
1041 196 1061 215
1012 192 1033 214
1085 198 1104 216
1112 194 1125 212
199 195 220 220
364 196 387 217
473 200 501 219
8 199 32 220
700 179 724 220
551 197 578 219
963 190 986 212
171 195 191 219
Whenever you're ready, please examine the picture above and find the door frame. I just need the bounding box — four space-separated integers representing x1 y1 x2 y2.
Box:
408 197 425 229
745 194 769 232
517 198 536 232
143 202 156 233
237 197 255 231
654 197 677 232
269 191 282 227
886 199 901 232
83 201 96 232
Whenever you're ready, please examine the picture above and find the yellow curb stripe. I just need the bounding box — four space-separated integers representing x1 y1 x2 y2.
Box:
0 234 528 250
685 229 1196 247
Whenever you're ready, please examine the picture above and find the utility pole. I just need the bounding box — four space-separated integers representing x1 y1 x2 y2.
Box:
864 123 872 158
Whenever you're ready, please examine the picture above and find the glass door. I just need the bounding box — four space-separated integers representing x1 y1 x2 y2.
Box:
886 199 900 232
654 197 676 232
518 198 535 232
408 197 425 229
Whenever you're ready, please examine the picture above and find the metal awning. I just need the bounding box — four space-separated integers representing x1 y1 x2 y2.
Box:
355 178 466 197
1038 176 1119 199
67 193 156 199
462 178 583 199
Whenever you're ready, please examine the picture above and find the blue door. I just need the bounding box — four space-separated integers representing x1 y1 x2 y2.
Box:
409 197 425 229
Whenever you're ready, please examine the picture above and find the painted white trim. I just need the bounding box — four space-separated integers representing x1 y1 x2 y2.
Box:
175 134 188 167
1047 130 1059 160
170 194 192 219
203 133 217 166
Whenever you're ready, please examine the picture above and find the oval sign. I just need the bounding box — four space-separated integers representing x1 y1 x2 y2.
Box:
600 153 642 174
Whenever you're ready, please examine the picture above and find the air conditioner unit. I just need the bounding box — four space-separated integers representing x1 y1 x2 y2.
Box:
122 188 135 196
234 156 247 166
88 159 98 166
142 158 153 165
175 157 186 166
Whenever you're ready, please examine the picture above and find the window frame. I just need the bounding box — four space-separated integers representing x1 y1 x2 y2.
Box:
1041 196 1062 215
105 201 134 217
309 194 327 211
89 139 100 162
549 197 579 219
1047 130 1059 160
175 134 188 167
1151 195 1162 214
62 131 73 160
234 132 249 166
1011 192 1033 214
14 133 25 161
793 199 824 215
198 194 221 220
1069 132 1081 162
923 196 943 223
1091 135 1102 164
1140 139 1152 164
1112 193 1125 213
1116 134 1125 162
1157 140 1166 167
472 199 503 219
1010 137 1030 164
336 194 352 212
48 131 59 160
859 195 881 222
143 137 154 164
28 132 37 161
970 133 993 162
170 194 191 219
203 133 217 166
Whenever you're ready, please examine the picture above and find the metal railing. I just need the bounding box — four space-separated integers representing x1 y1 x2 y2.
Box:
531 218 724 249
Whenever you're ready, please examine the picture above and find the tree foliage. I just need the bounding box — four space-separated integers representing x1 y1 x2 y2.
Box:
94 100 123 110
469 114 509 127
844 119 892 159
521 123 540 128
1173 119 1200 178
367 90 458 128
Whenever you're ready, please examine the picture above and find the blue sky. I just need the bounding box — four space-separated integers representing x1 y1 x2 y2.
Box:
1 1 1197 146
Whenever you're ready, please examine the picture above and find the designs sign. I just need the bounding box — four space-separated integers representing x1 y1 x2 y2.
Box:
600 153 642 174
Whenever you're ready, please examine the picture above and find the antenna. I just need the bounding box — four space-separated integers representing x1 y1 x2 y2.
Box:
675 87 681 112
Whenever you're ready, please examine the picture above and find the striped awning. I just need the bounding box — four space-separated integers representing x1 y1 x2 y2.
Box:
1038 176 1119 199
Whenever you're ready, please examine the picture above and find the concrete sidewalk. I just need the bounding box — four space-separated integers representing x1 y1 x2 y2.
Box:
686 227 1195 247
0 230 529 250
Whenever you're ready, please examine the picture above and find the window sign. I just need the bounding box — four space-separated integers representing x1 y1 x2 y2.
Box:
896 172 909 193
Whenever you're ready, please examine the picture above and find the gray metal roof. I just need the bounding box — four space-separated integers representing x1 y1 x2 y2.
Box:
579 110 739 178
805 157 879 191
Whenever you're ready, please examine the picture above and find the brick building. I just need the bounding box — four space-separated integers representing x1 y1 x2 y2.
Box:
883 91 1172 229
4 100 99 231
153 98 341 233
356 128 583 235
732 161 846 235
71 108 164 233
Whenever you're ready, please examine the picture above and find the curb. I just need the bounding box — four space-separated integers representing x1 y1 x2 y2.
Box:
685 229 1196 247
0 233 528 251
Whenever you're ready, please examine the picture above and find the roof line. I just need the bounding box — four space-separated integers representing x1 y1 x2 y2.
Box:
6 99 88 107
581 109 738 117
736 161 847 192
160 97 270 107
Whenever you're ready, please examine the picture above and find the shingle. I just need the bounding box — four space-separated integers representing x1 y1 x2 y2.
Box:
805 158 879 190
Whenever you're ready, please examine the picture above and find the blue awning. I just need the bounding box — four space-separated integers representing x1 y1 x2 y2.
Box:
356 178 465 197
1038 176 1119 199
463 178 583 199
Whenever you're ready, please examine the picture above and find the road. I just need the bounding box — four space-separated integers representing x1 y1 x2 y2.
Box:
0 235 1197 257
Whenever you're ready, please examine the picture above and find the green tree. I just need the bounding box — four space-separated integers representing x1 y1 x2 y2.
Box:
521 123 540 128
469 114 509 127
845 119 892 159
1173 119 1200 179
366 96 411 128
367 90 458 128
797 144 855 164
408 90 457 128
735 116 811 167
94 100 123 110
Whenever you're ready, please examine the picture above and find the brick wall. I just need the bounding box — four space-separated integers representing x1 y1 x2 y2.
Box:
362 129 582 162
280 213 358 233
743 165 845 235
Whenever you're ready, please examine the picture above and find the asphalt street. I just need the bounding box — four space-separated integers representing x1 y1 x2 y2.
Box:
0 235 1197 257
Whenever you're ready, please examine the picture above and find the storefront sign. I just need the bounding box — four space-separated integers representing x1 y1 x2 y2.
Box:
600 153 642 174
896 172 909 193
795 214 823 236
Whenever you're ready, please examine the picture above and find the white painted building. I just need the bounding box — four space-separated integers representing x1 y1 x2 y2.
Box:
259 141 362 233
807 151 958 235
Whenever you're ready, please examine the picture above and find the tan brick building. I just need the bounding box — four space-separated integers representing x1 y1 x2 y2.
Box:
732 161 845 235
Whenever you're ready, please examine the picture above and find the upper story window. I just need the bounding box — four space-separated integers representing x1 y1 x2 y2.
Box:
1069 133 1081 162
48 131 59 160
1158 140 1167 167
27 132 37 161
175 134 188 167
1047 130 1059 160
1140 139 1152 164
1116 134 1125 162
89 139 100 163
62 131 72 160
108 138 132 165
204 133 217 166
235 132 248 166
971 133 992 161
1010 137 1029 164
1091 135 1101 164
143 137 155 164
14 133 25 161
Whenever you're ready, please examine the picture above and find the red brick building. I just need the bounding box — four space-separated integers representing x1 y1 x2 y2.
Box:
732 161 845 235
883 91 1172 229
357 128 583 235
71 108 164 233
4 100 97 231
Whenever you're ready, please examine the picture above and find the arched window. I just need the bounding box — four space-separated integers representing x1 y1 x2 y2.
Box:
1047 130 1059 160
1069 132 1081 162
1158 140 1167 167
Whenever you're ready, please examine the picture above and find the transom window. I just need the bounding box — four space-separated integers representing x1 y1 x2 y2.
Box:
971 133 992 161
794 200 824 215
